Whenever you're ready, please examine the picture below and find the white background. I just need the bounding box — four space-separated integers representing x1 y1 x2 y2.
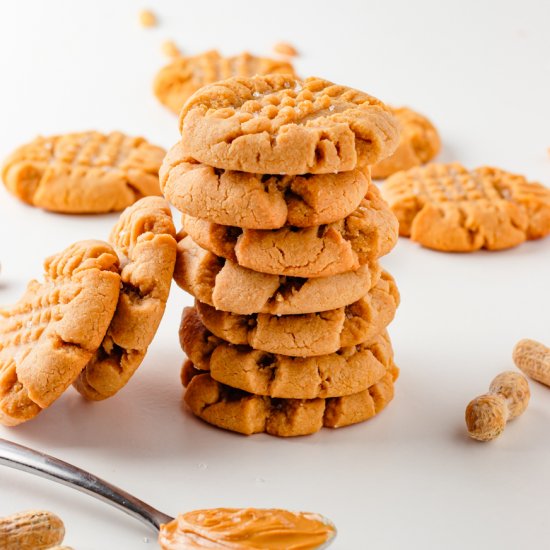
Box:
1 1 549 549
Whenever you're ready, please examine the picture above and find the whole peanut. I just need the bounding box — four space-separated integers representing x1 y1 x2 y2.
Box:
513 338 550 387
0 510 65 550
465 371 530 441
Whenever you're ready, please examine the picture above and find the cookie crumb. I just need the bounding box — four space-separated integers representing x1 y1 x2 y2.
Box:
273 42 298 57
139 9 157 28
162 40 181 58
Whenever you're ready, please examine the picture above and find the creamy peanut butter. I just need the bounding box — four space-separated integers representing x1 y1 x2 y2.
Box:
158 508 335 549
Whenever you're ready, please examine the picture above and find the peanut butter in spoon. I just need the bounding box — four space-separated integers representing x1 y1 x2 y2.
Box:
158 508 336 550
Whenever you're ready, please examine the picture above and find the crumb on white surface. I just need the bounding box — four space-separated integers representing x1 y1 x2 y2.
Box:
162 40 181 58
139 9 157 28
273 41 298 56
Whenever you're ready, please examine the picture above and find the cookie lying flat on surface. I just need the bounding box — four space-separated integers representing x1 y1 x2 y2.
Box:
383 163 550 252
154 50 295 115
195 271 399 356
2 131 165 213
371 107 440 179
0 241 120 426
182 364 397 437
181 184 398 278
180 307 395 399
174 234 380 315
74 197 177 401
160 142 369 230
179 75 399 174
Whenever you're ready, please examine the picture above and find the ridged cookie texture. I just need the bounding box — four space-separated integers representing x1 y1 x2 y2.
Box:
0 241 121 426
195 271 399 357
74 197 177 401
160 142 370 229
2 131 165 213
154 50 296 115
181 184 398 278
179 75 400 174
182 363 397 437
174 234 381 315
180 306 396 399
372 106 440 179
383 162 550 252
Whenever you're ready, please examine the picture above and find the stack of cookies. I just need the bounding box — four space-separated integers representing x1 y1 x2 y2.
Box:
161 74 402 436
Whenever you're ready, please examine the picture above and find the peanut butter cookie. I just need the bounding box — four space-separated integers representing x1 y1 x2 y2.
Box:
154 50 296 115
180 307 395 399
371 107 440 179
195 271 399 356
74 197 177 400
174 234 380 315
179 75 399 174
2 131 165 213
383 163 550 252
181 185 397 278
182 364 397 437
160 142 369 229
0 241 120 426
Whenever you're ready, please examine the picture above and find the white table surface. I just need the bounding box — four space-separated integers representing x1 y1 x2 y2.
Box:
1 1 549 548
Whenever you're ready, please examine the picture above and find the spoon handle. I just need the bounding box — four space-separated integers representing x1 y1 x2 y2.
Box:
0 438 173 532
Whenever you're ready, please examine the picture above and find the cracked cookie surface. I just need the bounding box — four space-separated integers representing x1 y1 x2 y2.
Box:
154 50 295 115
383 162 550 252
174 234 380 315
372 107 440 179
160 142 369 229
195 270 399 356
182 363 397 437
181 184 398 277
74 197 177 401
179 75 399 174
2 131 165 213
180 307 396 399
0 241 120 426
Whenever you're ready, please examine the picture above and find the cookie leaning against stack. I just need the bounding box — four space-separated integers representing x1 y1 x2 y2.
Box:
0 197 177 426
162 74 402 436
74 197 177 400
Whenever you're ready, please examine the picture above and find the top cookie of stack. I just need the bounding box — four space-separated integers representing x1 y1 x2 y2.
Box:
162 74 402 436
176 74 398 175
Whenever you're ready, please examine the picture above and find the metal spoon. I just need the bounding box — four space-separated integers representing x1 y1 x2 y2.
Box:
0 437 335 548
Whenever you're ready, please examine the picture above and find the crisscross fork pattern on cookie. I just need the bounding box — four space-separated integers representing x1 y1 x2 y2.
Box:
408 163 506 203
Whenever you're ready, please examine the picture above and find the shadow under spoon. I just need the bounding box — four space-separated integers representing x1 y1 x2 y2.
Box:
0 437 335 548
